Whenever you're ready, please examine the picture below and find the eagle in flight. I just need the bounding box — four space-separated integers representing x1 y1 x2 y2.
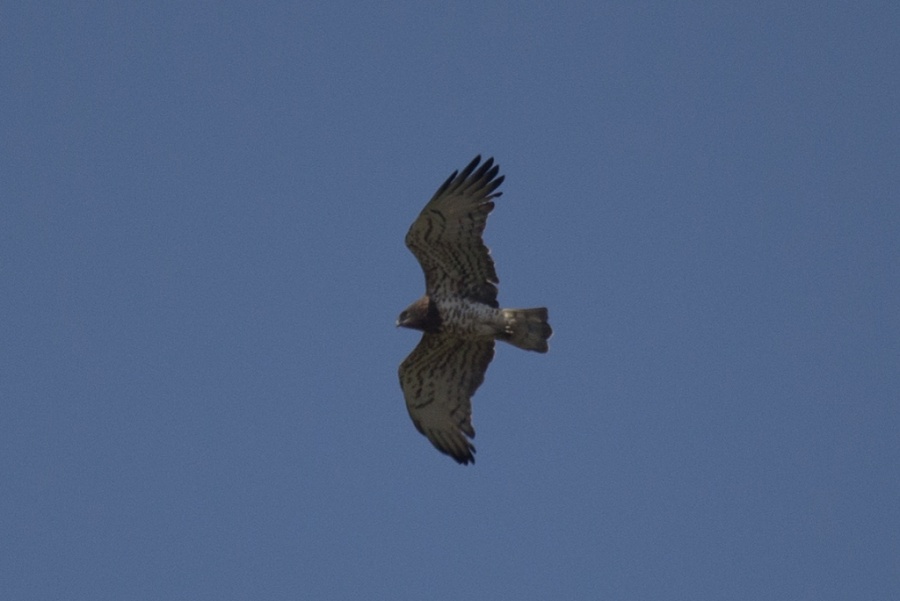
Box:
397 156 552 464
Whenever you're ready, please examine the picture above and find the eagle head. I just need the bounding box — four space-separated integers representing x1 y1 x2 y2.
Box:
397 296 441 332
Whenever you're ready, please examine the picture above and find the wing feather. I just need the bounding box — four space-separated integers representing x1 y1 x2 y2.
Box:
405 156 504 307
398 333 495 464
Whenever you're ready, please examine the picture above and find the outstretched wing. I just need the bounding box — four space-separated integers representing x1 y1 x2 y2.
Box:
398 333 495 464
405 156 504 307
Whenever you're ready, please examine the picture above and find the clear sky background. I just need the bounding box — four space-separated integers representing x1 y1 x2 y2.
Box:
2 3 898 600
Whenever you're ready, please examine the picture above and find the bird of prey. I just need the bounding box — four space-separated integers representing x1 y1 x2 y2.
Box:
397 156 552 464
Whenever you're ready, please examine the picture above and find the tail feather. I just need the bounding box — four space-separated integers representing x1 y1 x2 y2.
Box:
500 308 552 353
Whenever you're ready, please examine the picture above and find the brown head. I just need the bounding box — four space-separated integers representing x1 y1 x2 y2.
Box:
397 296 442 332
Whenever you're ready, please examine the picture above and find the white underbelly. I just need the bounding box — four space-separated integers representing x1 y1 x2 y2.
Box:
436 298 501 337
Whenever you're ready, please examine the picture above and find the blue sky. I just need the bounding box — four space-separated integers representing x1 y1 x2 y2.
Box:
2 2 898 599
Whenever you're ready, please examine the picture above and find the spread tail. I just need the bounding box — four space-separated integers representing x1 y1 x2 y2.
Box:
500 308 552 353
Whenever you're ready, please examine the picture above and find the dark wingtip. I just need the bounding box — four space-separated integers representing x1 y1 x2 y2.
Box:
426 154 503 210
450 439 476 465
454 449 476 465
459 155 482 180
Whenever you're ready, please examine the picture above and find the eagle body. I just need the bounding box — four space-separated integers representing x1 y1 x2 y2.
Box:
399 295 503 338
399 295 550 350
397 156 552 465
